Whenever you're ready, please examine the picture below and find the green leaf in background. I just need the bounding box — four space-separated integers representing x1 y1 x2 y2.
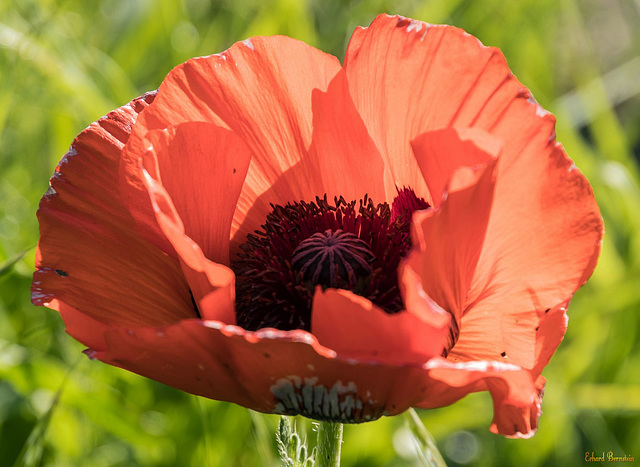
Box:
12 378 62 467
11 357 79 467
0 247 33 278
406 409 446 467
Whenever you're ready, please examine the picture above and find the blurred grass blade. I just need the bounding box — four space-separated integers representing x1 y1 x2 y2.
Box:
0 246 34 277
13 390 60 467
12 358 79 467
195 397 212 467
250 410 276 466
406 408 447 467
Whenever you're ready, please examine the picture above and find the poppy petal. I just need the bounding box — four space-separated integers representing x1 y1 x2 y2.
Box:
139 122 252 265
397 256 452 324
453 142 602 369
90 320 411 422
311 288 450 365
417 359 544 438
93 322 331 414
32 93 196 328
533 301 570 375
449 297 572 372
306 71 394 203
343 14 511 198
89 316 542 434
403 153 498 322
229 70 393 249
141 157 236 325
345 14 603 370
411 127 503 207
54 299 109 351
89 318 506 424
120 36 342 253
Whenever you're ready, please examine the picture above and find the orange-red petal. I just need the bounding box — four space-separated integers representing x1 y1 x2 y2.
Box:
311 288 450 365
343 15 513 199
417 359 544 438
90 320 420 422
32 94 196 329
404 149 498 322
88 317 543 434
119 36 342 254
227 70 393 250
139 123 251 266
411 127 502 207
345 14 603 373
140 130 240 324
453 142 603 369
305 71 394 203
55 299 109 351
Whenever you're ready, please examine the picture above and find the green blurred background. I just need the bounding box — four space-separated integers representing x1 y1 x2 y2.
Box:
1 0 639 465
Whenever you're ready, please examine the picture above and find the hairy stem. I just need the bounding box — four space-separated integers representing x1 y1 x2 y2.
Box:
315 421 343 467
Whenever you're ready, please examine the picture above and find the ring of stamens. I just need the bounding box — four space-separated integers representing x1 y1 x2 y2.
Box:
232 189 428 332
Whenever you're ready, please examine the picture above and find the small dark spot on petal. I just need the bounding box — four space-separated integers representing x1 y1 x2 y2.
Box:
500 351 506 357
535 326 540 331
195 376 202 382
264 352 271 358
233 168 237 174
545 308 550 313
55 269 68 277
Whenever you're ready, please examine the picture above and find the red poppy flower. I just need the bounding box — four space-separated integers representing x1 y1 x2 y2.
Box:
32 14 603 438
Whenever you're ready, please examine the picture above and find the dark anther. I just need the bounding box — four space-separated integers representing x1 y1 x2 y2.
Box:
500 351 507 357
292 229 375 289
391 186 429 222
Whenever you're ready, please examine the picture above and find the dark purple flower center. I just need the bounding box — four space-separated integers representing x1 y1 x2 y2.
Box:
232 188 429 331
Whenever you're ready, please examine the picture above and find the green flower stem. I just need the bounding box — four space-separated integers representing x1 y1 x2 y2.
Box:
315 421 343 467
